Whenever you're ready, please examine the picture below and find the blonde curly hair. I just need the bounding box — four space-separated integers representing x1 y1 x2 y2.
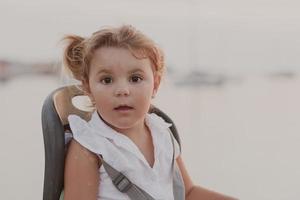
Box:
62 25 165 84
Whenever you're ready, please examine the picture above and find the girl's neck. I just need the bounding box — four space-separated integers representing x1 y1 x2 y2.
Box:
97 112 149 140
115 119 149 141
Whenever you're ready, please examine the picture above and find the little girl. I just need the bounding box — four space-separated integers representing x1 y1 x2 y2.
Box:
63 25 236 200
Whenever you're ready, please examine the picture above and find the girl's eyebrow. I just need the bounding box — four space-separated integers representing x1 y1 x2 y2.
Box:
96 68 111 75
129 68 144 74
95 67 145 75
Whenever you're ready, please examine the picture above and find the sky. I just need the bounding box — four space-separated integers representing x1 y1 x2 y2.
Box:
1 0 300 73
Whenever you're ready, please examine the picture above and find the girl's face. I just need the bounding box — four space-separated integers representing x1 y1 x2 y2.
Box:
85 47 160 133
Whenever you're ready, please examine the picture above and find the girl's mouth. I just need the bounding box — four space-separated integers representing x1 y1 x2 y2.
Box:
114 105 134 111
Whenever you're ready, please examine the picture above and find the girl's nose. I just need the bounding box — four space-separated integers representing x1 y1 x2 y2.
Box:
114 84 130 96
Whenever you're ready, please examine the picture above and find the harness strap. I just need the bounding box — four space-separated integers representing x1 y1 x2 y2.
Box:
169 130 185 200
98 155 155 200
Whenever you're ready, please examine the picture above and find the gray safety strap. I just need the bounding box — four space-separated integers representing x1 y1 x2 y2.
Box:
98 155 155 200
170 129 176 168
169 130 185 200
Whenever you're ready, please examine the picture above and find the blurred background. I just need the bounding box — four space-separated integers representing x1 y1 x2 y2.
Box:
1 0 300 199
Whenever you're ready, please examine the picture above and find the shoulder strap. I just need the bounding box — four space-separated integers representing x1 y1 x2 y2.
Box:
98 155 155 200
169 130 185 200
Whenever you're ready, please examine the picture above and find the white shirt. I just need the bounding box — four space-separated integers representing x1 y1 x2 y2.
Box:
68 111 180 200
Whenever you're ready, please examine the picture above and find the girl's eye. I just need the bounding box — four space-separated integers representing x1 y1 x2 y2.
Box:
130 75 142 83
100 77 113 84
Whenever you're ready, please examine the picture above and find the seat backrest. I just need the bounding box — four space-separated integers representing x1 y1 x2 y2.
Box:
41 85 181 200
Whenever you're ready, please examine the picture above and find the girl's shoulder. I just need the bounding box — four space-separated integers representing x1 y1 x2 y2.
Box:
67 113 111 156
146 112 173 131
67 139 100 165
146 113 181 158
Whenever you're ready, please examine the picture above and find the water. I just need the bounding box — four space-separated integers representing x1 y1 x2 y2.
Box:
1 74 300 200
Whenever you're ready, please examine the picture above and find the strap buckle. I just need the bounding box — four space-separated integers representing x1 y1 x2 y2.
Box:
113 173 132 193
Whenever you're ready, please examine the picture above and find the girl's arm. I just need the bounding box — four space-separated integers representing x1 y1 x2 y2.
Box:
64 139 100 200
176 156 237 200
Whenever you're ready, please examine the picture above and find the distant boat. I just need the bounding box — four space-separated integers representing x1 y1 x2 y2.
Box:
267 71 297 79
174 70 226 87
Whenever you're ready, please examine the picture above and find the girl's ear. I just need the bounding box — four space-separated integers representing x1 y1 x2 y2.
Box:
152 74 161 98
82 79 90 93
82 80 96 105
82 79 93 98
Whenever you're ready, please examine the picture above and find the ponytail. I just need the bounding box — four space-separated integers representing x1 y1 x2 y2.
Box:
62 35 85 80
